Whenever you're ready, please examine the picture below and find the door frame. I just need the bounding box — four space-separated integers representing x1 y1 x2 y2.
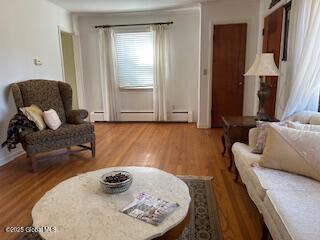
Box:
207 20 259 128
58 26 85 109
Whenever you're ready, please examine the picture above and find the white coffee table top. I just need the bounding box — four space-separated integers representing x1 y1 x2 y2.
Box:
32 167 191 240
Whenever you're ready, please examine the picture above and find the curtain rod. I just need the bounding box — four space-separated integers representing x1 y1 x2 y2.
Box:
95 21 173 29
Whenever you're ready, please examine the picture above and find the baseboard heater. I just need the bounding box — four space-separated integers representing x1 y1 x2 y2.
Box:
89 111 193 123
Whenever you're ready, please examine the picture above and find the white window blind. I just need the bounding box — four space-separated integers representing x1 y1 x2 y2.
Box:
114 31 154 88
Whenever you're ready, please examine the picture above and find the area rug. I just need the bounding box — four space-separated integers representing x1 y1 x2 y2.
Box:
18 176 222 240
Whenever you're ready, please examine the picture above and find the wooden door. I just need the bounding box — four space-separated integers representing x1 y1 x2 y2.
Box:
211 24 247 127
263 6 284 117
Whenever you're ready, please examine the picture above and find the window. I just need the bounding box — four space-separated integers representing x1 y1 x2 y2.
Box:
114 31 154 88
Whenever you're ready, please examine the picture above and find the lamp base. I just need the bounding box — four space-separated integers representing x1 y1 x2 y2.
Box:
256 77 271 121
255 112 271 121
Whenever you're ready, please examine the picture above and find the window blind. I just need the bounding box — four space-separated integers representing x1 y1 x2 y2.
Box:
114 31 154 88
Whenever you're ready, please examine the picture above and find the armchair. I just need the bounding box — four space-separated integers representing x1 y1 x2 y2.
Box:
11 79 95 171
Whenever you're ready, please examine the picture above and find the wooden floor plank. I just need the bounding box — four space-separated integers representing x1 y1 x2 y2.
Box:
0 123 261 240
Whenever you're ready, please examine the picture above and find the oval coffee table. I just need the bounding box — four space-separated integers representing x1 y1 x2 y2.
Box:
32 167 191 240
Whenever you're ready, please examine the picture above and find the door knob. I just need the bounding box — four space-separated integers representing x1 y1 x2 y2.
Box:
239 82 243 86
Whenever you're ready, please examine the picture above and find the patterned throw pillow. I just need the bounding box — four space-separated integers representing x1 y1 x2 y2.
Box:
252 121 289 154
20 104 46 131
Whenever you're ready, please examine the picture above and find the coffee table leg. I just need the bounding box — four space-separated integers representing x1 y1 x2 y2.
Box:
221 135 226 156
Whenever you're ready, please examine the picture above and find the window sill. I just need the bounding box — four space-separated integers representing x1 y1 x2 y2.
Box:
119 86 153 90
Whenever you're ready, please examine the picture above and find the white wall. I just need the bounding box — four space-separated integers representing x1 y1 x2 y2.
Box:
0 0 72 165
198 0 260 128
76 8 200 121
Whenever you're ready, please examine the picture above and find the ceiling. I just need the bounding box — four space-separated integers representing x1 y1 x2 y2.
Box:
48 0 210 13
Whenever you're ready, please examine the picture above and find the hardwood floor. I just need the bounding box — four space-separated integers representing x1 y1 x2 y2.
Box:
0 123 262 240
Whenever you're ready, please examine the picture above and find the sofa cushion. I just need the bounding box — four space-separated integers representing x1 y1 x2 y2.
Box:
260 124 320 181
263 190 320 240
310 114 320 125
233 142 320 202
23 123 94 145
247 166 320 201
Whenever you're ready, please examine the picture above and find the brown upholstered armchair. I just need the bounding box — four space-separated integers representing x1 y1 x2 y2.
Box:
11 79 95 171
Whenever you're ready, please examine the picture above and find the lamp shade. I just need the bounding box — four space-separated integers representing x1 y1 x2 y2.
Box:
244 53 280 76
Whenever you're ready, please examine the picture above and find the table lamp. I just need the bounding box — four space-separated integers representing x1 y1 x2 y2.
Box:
244 53 280 121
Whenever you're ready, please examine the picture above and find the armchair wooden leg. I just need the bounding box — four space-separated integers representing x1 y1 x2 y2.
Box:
28 155 38 172
91 140 96 158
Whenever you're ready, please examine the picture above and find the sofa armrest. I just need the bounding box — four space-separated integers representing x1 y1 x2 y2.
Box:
249 127 259 148
66 109 89 124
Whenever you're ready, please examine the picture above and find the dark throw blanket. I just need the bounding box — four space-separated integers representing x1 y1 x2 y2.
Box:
2 112 39 151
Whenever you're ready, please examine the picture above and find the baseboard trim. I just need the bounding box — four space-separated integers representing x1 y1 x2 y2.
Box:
197 123 210 129
120 112 154 121
90 111 194 123
0 148 25 166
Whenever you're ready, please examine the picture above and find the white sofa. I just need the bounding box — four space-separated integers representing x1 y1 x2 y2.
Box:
232 128 320 240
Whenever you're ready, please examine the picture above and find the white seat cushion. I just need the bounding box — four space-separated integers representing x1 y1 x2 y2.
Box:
263 190 320 240
233 142 320 201
247 166 320 201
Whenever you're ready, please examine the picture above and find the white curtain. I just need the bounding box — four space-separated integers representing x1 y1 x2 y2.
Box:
151 25 170 121
281 0 320 119
98 28 120 121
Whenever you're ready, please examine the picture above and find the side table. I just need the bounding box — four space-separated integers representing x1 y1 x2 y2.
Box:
221 116 278 182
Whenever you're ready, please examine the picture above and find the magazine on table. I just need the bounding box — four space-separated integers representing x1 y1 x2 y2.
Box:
120 192 179 226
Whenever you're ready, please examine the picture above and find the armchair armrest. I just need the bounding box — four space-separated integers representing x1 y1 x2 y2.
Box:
66 109 89 124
